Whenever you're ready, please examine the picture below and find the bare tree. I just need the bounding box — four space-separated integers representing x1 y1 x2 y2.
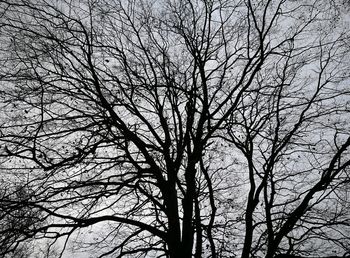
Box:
0 183 40 257
0 0 349 257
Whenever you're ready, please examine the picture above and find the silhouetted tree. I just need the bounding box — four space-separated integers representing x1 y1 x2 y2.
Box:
0 183 41 257
0 0 349 257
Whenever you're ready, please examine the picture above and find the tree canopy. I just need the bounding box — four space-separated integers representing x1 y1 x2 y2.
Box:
0 0 349 257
